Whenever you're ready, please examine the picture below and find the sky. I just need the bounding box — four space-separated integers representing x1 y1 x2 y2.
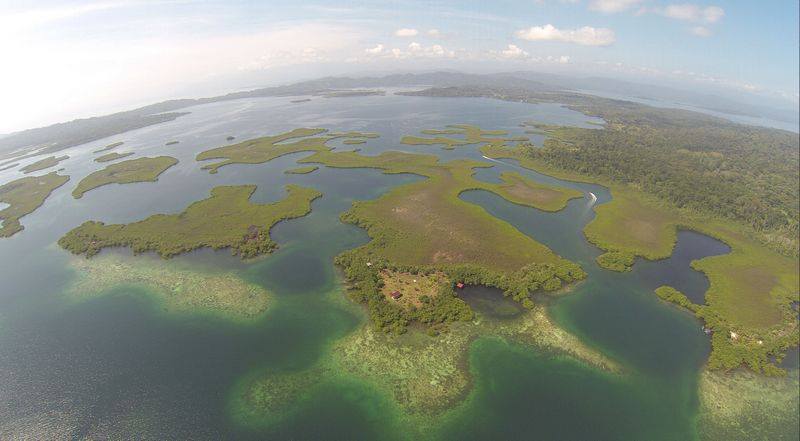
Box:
0 0 798 134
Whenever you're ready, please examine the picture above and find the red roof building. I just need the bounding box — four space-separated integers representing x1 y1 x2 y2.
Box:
456 282 465 289
390 291 402 300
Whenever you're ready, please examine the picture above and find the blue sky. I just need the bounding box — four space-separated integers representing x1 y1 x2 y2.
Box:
0 0 797 133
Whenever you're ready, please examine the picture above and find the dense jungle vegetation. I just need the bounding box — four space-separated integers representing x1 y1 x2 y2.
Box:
527 122 799 254
406 86 799 255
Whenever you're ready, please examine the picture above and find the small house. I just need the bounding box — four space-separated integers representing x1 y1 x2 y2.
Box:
390 291 402 300
456 282 465 289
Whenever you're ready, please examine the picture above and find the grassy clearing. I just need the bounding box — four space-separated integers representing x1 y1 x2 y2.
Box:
94 152 134 163
586 190 678 271
93 141 124 153
67 253 271 321
284 166 318 175
483 142 800 374
21 155 69 173
0 172 70 237
59 184 321 259
300 147 584 332
485 171 582 212
196 128 378 174
72 156 177 199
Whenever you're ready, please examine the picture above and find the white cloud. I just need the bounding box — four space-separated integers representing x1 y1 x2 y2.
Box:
394 28 419 37
363 42 456 60
427 29 441 37
588 0 642 13
660 4 725 23
490 46 572 64
236 24 361 71
690 26 712 37
365 44 385 54
428 44 452 57
499 44 530 59
515 24 615 46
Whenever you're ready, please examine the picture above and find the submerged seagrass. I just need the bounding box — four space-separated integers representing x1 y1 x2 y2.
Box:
68 253 271 320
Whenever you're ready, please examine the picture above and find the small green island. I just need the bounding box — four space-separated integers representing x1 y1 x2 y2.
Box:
59 184 322 259
284 165 319 174
94 152 134 163
0 162 19 172
21 155 69 174
93 141 124 153
401 124 527 150
196 128 378 174
72 156 178 199
0 172 70 237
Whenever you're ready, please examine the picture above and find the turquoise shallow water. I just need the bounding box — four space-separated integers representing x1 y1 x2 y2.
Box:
0 93 781 439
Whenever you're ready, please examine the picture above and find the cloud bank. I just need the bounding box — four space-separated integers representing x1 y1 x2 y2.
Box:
515 24 616 46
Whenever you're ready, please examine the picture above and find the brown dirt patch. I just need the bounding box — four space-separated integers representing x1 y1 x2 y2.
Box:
624 217 661 247
381 270 449 309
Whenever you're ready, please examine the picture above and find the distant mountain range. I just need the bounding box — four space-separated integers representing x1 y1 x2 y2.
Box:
1 71 795 160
